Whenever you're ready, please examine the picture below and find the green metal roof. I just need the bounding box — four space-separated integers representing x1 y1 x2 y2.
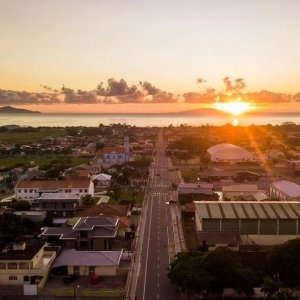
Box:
195 201 300 220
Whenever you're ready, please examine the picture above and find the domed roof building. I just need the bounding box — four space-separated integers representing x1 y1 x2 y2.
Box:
207 143 256 164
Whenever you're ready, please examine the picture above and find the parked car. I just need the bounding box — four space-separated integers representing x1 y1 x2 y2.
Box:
63 275 78 284
90 275 104 284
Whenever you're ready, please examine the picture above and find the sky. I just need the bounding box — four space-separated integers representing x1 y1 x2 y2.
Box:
1 0 300 113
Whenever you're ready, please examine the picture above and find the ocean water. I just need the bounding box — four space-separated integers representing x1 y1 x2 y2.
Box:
0 113 299 127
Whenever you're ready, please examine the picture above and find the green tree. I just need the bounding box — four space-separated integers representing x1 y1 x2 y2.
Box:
12 200 31 211
268 239 300 287
82 194 94 205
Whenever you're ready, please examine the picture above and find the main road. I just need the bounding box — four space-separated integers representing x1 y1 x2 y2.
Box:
134 129 179 300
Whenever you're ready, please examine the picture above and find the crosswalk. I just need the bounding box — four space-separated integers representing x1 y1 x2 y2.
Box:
151 192 170 196
151 184 170 188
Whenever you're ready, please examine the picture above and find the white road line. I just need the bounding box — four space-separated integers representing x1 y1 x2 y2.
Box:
142 193 154 300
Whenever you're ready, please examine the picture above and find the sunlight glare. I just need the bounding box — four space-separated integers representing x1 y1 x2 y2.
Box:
214 99 252 115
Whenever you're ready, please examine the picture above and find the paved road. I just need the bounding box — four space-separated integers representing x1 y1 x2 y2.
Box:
135 130 178 300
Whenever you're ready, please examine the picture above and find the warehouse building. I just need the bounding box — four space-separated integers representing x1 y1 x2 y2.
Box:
269 180 300 201
195 201 300 246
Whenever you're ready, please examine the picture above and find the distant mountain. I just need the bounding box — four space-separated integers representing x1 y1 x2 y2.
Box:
0 106 41 114
175 108 229 116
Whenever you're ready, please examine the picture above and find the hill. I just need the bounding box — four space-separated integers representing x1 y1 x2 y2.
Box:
0 106 41 114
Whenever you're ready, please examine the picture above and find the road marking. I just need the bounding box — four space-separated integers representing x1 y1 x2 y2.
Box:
142 190 154 299
157 282 160 288
157 294 160 299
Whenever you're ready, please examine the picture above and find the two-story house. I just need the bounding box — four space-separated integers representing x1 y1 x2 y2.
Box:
0 242 56 289
40 216 119 251
15 179 94 204
38 193 81 218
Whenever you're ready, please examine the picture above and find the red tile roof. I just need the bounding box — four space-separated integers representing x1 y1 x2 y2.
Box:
76 203 129 218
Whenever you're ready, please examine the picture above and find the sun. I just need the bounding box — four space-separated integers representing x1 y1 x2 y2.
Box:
214 98 253 115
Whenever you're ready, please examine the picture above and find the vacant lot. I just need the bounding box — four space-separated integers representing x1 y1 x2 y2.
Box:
0 128 66 143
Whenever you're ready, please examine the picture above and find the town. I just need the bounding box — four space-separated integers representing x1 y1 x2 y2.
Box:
1 122 300 299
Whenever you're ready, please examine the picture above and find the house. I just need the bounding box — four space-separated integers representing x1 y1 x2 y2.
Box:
76 203 131 237
0 242 56 288
15 179 94 204
207 143 256 164
95 136 130 165
222 184 259 200
41 216 119 251
178 183 215 204
269 180 300 201
37 193 81 218
51 249 123 276
91 173 112 187
195 201 300 246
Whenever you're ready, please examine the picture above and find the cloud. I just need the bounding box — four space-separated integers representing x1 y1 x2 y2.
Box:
245 90 291 103
183 92 215 103
0 89 61 105
96 78 137 96
1 77 299 106
223 76 246 93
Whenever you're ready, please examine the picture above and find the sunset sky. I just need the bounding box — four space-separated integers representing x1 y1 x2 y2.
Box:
1 0 300 113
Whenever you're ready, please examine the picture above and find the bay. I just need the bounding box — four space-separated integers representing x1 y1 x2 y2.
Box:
0 113 299 127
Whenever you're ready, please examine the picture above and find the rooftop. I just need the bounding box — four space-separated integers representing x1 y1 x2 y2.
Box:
52 249 122 267
16 179 91 190
195 201 300 220
271 180 300 198
0 242 44 261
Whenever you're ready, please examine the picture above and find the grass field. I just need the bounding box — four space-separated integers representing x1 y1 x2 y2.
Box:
0 128 66 143
0 155 92 168
109 190 144 205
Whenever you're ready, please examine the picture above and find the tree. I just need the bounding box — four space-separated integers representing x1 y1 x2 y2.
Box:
268 239 300 287
168 248 256 297
81 194 94 205
12 200 31 211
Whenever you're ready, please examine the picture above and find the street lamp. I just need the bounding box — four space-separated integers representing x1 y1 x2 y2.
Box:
74 284 80 300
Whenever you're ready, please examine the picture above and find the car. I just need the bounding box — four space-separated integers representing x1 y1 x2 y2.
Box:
90 275 104 284
63 274 78 284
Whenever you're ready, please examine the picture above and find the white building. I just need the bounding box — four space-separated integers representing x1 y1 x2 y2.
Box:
91 173 112 187
15 179 94 204
207 143 256 164
269 180 300 201
222 184 259 200
95 136 130 165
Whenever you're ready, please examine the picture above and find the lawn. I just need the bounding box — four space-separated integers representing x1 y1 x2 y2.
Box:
181 168 199 183
109 190 144 205
0 155 92 168
0 128 66 143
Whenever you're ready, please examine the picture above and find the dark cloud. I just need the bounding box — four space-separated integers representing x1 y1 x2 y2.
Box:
96 78 137 96
223 76 246 93
140 81 160 95
64 91 99 104
0 89 60 105
183 92 215 103
151 92 178 103
1 77 299 106
245 90 291 103
196 78 207 84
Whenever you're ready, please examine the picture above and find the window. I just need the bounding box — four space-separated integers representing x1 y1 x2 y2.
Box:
8 263 18 269
85 189 88 193
89 266 95 275
24 190 27 193
9 275 17 280
18 189 21 193
24 276 30 282
19 262 29 269
79 189 82 193
29 189 33 193
0 263 6 269
73 266 80 275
